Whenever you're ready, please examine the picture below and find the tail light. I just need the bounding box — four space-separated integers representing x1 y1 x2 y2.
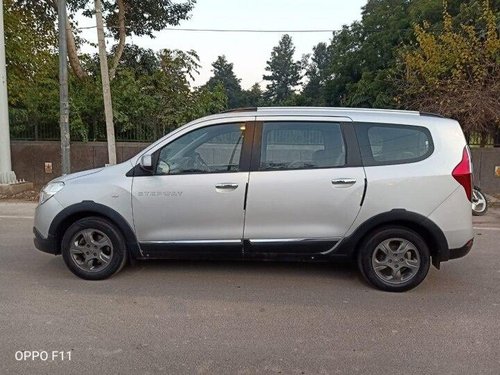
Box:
452 147 472 201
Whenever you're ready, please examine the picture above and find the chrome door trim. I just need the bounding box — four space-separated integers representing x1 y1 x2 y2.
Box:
249 238 341 244
141 240 242 245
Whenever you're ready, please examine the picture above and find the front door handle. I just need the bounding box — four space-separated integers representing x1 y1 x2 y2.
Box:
331 178 356 187
215 183 238 190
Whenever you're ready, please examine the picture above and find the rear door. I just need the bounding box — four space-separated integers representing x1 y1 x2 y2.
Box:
243 117 366 254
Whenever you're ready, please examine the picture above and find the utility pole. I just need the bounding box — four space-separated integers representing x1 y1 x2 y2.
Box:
95 0 116 165
0 0 16 185
58 0 70 174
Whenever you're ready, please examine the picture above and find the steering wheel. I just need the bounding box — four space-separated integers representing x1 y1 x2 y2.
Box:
287 160 306 169
193 152 211 172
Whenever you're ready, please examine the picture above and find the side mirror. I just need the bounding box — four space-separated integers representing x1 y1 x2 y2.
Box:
139 154 153 171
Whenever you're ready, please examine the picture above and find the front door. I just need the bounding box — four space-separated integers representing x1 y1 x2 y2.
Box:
244 119 366 254
132 121 253 256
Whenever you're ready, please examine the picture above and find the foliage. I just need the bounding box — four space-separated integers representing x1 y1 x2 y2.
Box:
263 34 303 104
68 0 196 38
7 42 227 141
301 42 330 106
397 0 500 135
5 0 500 144
3 0 57 106
205 55 243 109
241 83 263 108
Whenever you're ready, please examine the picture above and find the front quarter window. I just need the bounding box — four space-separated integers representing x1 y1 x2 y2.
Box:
156 123 245 175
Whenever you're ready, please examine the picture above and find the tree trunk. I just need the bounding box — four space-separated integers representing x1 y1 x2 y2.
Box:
109 0 126 81
95 0 116 165
65 17 88 80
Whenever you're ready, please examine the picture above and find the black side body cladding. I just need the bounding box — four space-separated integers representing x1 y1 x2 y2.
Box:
36 202 459 268
331 209 450 267
46 201 142 258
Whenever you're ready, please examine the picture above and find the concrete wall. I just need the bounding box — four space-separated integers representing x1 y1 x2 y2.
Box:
11 141 149 187
471 148 500 195
10 141 500 194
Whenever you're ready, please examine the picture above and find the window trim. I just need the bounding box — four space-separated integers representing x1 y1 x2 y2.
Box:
250 120 360 172
148 121 256 176
354 122 434 167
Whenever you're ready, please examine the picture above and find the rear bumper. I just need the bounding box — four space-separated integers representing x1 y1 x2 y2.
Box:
432 237 473 268
448 238 474 260
33 227 58 255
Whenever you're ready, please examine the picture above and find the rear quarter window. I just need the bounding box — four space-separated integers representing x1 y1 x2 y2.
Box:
355 123 433 166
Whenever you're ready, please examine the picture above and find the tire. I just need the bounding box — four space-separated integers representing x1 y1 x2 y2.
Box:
472 189 488 216
61 217 127 280
357 227 430 292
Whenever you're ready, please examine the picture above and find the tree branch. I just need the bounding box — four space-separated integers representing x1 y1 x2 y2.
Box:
109 0 126 81
51 0 88 80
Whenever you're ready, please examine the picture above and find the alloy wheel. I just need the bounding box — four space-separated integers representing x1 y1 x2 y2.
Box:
69 229 114 272
371 238 421 285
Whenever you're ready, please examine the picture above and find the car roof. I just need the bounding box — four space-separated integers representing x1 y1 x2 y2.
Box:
192 106 445 126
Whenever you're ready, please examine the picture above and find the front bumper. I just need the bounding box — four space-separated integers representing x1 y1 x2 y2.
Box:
33 227 58 255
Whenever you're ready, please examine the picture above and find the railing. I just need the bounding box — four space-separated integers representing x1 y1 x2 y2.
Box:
9 123 167 142
467 132 497 147
10 123 500 147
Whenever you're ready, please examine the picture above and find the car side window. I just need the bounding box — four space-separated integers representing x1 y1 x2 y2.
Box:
259 122 346 170
156 123 245 175
355 123 433 166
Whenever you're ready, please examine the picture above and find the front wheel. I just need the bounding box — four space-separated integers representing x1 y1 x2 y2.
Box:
61 217 127 280
357 227 430 292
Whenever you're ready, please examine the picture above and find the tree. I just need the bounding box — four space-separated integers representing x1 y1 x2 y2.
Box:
79 0 195 80
4 0 56 106
205 55 243 109
17 0 196 80
241 83 263 107
301 42 330 105
110 49 227 140
114 44 159 76
263 34 302 104
95 0 116 164
397 0 500 141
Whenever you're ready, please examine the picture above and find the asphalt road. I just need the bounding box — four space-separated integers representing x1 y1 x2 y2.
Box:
0 201 499 375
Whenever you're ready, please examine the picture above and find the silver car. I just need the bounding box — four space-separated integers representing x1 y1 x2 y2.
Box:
33 107 474 292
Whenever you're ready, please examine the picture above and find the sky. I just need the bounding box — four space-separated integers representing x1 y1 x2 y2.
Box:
79 0 367 89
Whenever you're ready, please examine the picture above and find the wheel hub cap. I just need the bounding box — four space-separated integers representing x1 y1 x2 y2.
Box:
371 238 421 285
69 229 114 272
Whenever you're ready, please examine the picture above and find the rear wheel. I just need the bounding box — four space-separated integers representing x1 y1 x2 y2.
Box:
61 217 127 280
472 189 488 216
357 227 430 292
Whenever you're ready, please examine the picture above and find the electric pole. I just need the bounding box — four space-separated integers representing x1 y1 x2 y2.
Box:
58 0 70 174
0 0 16 185
95 0 116 165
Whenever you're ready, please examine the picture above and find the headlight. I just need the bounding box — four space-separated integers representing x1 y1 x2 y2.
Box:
39 181 65 205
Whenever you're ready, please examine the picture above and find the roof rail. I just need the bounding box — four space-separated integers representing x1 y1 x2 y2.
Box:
221 107 257 114
420 111 444 118
257 106 420 115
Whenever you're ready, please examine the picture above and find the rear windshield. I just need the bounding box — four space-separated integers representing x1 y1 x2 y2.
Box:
354 123 433 166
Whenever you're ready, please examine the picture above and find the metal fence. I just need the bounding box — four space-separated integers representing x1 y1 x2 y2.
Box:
10 122 499 147
467 132 496 147
9 122 166 142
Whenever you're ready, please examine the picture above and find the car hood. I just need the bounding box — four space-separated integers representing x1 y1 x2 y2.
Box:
54 167 105 184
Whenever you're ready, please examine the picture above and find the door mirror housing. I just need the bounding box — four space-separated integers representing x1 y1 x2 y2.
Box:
139 154 154 171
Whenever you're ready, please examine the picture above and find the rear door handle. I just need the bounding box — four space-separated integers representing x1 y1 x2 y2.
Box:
215 183 239 190
331 178 356 187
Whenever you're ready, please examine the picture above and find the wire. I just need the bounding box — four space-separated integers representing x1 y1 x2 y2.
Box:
76 25 339 33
